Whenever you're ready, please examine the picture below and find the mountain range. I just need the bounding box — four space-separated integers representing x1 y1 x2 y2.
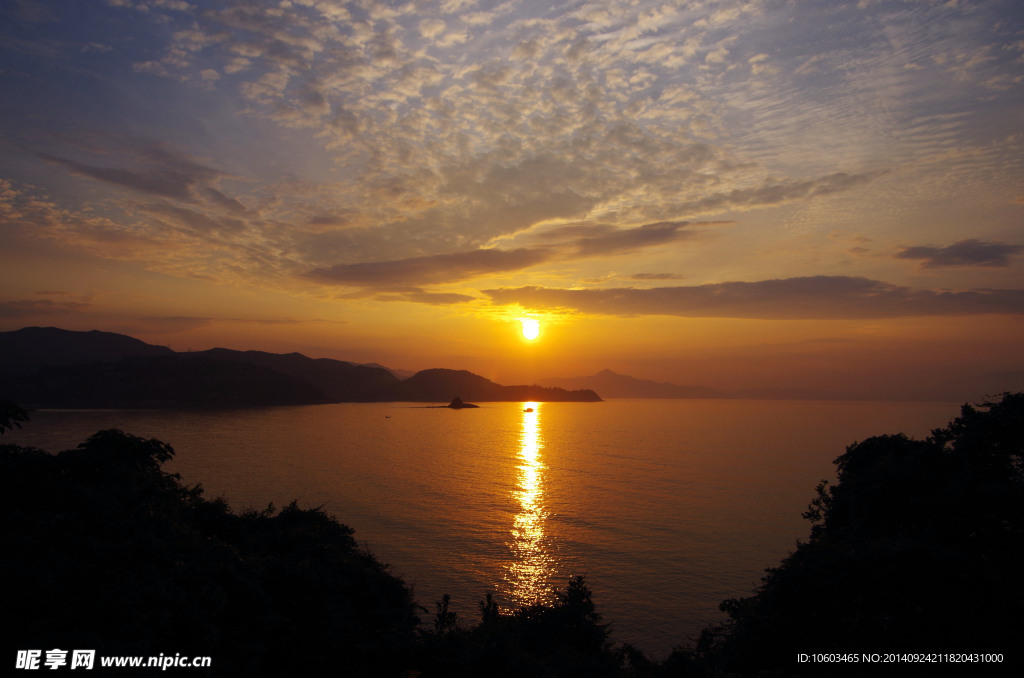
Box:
0 327 600 409
540 369 726 399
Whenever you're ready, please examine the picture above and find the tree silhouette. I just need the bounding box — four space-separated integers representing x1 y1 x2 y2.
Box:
1 423 420 677
698 392 1024 675
0 399 29 434
479 592 500 627
434 593 458 635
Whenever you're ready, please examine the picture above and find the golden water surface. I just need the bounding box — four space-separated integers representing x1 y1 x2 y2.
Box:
502 402 555 606
7 399 961 657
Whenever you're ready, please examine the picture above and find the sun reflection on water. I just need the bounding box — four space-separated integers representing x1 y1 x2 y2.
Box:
503 402 556 607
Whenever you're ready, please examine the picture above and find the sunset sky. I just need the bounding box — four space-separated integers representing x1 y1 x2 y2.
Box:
2 0 1022 399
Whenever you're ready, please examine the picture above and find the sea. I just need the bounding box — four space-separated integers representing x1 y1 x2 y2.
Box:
5 398 962 659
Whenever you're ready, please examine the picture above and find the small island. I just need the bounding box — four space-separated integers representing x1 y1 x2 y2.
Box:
446 396 479 409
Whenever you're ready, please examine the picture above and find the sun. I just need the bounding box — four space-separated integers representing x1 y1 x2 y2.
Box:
520 317 540 341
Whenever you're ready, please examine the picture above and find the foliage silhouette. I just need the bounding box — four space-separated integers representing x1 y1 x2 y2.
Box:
433 593 458 635
1 425 420 677
479 591 500 627
414 575 627 678
0 399 29 434
687 392 1024 676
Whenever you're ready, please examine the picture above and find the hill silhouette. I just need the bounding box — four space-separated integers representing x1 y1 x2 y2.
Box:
0 327 600 407
392 368 601 403
12 355 332 409
195 348 400 401
0 326 173 375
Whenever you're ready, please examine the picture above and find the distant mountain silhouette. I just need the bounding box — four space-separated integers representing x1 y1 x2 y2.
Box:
541 369 725 399
540 369 832 400
368 363 417 380
0 326 173 375
0 327 600 408
16 355 332 409
194 348 399 401
389 368 601 403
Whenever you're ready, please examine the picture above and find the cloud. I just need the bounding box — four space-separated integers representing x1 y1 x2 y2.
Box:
569 220 693 256
419 18 446 40
35 141 225 203
138 202 246 234
6 0 1023 323
379 290 477 305
521 219 699 253
0 179 172 256
671 171 887 216
36 153 197 201
308 248 552 287
71 0 904 275
306 219 719 290
483 277 1024 319
0 179 270 283
200 187 248 214
630 272 685 280
895 239 1024 268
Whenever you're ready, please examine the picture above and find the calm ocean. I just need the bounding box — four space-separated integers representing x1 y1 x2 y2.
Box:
7 399 960 658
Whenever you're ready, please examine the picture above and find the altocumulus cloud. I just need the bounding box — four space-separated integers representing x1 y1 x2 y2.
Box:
895 239 1024 268
483 277 1024 319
